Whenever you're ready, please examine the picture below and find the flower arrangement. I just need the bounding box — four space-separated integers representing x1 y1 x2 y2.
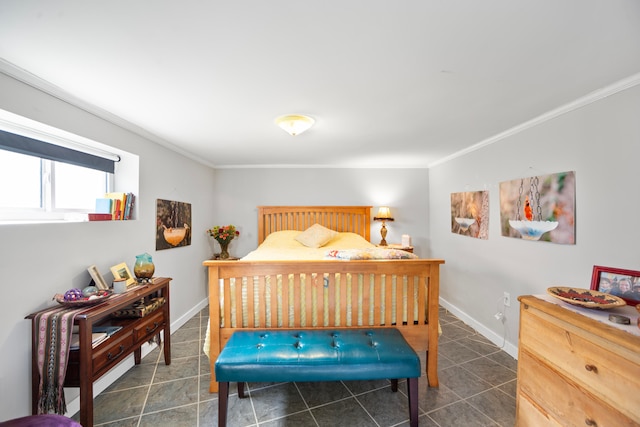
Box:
207 225 240 244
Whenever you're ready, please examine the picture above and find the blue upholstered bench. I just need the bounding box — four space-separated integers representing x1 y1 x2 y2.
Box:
215 328 421 427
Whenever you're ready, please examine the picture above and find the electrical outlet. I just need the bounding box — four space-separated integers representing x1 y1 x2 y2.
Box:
503 292 511 307
494 311 504 321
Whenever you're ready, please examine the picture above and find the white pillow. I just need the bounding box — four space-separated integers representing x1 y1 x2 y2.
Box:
295 224 339 248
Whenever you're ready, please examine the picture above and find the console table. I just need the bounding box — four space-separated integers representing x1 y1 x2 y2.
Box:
26 277 171 427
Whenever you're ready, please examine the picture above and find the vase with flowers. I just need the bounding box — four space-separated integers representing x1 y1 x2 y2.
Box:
207 225 240 259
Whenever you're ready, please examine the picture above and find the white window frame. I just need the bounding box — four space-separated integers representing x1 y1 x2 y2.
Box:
0 109 132 224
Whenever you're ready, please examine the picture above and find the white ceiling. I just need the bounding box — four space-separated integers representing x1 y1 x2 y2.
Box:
1 1 639 168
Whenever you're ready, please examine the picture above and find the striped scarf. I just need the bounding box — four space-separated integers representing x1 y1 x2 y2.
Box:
34 306 85 415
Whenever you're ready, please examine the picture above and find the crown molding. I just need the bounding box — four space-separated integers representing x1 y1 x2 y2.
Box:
428 72 640 168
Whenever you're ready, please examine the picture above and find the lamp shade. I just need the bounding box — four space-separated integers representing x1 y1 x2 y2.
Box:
374 206 394 221
275 114 315 136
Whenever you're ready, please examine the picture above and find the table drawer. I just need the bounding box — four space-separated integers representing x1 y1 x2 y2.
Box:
134 310 165 343
519 350 636 427
93 332 135 374
520 305 640 418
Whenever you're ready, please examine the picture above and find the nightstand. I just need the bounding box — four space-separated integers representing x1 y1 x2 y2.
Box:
380 244 413 253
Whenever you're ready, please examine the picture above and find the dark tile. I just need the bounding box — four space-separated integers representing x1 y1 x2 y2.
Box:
95 418 140 427
250 382 308 422
467 388 516 426
88 305 517 426
153 356 199 383
440 321 476 341
460 357 517 386
486 349 518 371
103 363 156 392
91 386 147 424
171 340 200 359
219 393 256 427
356 386 413 426
438 339 483 364
197 398 218 426
428 400 500 426
144 377 198 413
296 381 352 407
260 410 317 426
141 345 162 364
458 334 501 356
138 403 198 427
180 316 200 330
498 379 517 398
170 326 201 344
311 397 377 427
200 352 212 375
397 414 440 427
199 373 218 402
438 365 493 399
343 378 391 395
417 378 463 412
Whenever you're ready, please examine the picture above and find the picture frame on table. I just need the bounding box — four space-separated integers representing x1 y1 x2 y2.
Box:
87 264 110 290
110 262 136 288
590 265 640 306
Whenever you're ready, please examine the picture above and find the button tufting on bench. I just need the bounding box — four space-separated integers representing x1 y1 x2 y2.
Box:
216 328 420 427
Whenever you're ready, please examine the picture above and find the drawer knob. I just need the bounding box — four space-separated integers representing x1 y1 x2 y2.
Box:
584 364 598 373
585 418 597 426
146 322 160 334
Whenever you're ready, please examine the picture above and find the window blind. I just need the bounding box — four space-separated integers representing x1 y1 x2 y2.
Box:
0 129 117 173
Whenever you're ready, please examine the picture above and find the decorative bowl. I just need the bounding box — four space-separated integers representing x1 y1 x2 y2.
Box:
54 290 111 307
547 286 626 309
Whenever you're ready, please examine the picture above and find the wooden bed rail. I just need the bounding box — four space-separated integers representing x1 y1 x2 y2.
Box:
204 258 444 391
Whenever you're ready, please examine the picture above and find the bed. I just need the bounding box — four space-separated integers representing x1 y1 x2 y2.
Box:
202 206 444 392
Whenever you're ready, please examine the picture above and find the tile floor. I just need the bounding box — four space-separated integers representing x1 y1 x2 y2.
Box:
74 307 517 426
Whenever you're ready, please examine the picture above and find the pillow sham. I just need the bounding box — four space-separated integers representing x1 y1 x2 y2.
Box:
295 223 339 248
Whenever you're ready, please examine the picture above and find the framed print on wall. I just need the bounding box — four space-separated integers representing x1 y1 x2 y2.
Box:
499 170 575 244
156 199 192 250
590 265 640 306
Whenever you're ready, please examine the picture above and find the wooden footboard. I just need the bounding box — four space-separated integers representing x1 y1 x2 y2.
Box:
203 258 444 392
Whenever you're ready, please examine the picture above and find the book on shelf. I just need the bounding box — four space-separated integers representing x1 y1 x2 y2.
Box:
91 325 123 337
104 192 135 220
70 332 108 350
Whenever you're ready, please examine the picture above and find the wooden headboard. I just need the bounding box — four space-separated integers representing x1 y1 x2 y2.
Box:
257 206 372 244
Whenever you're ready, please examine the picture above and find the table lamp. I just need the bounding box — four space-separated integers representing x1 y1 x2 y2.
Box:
373 206 394 246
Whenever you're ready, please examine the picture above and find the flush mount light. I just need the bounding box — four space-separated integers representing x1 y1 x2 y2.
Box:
275 114 315 136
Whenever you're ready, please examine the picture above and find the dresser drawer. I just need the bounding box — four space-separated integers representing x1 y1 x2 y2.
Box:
93 332 135 375
519 349 636 427
520 304 640 419
516 393 564 427
134 310 165 343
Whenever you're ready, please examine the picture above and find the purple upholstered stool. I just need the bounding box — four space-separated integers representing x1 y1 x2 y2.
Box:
0 415 81 427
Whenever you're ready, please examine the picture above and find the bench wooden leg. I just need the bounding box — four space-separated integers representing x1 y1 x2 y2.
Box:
218 382 229 427
390 379 398 392
407 377 418 427
237 382 246 398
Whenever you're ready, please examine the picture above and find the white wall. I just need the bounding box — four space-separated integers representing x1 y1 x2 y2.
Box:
429 83 640 357
209 167 431 258
0 73 216 420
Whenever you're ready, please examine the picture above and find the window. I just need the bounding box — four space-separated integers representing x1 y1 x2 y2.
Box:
0 125 118 222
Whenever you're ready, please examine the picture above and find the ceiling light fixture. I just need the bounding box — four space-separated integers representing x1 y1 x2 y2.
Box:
275 114 315 136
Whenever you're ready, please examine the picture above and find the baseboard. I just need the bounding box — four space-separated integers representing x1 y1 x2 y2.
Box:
64 297 210 417
439 297 518 360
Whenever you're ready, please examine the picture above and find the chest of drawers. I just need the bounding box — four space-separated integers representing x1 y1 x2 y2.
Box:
517 295 640 426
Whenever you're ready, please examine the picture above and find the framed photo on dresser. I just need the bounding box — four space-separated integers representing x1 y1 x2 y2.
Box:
590 265 640 306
